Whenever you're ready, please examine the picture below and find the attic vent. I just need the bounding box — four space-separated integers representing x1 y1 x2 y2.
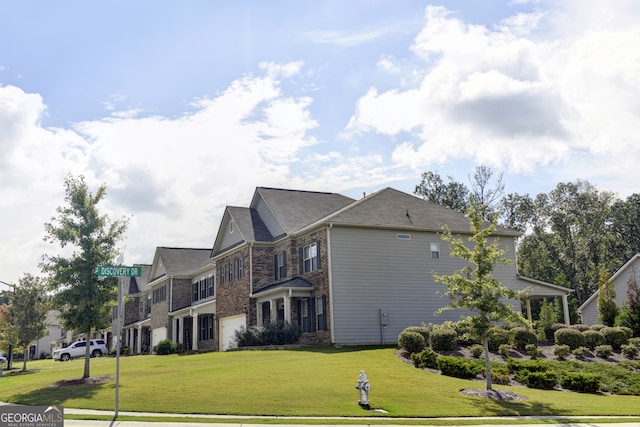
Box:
396 233 411 240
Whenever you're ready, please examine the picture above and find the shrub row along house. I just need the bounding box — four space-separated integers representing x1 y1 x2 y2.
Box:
109 186 574 353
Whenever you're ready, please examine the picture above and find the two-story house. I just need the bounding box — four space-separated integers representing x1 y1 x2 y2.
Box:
210 186 573 350
119 264 152 354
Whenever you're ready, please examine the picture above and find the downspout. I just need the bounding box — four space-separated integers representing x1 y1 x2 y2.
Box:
170 275 174 340
249 242 254 295
327 223 335 345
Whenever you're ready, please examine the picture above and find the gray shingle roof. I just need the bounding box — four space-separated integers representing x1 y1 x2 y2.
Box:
227 206 273 242
255 187 355 235
128 264 152 294
156 247 212 277
322 187 521 236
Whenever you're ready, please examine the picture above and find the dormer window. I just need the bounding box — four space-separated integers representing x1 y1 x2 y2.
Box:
229 220 236 233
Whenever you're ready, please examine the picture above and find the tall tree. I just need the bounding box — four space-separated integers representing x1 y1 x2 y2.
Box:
414 171 469 213
609 194 640 268
41 175 128 379
9 274 50 371
434 200 526 390
596 268 618 326
414 166 505 220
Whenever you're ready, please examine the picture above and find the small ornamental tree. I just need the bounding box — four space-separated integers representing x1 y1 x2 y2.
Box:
597 268 618 327
41 175 128 379
434 201 527 390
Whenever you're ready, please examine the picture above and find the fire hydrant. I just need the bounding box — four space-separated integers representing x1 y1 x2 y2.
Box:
355 370 371 408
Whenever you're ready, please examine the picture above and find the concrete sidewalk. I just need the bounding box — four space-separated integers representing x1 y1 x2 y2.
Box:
62 408 640 427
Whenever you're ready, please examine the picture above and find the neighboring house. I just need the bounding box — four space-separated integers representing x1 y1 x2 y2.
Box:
210 186 573 349
29 310 64 359
119 264 153 354
146 247 213 352
578 254 640 325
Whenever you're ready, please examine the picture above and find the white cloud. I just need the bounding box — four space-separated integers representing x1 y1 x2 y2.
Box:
345 1 640 184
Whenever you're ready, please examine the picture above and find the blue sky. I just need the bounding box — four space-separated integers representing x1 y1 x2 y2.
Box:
1 0 639 284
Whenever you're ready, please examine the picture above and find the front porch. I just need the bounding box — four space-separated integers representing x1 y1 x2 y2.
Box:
170 298 216 352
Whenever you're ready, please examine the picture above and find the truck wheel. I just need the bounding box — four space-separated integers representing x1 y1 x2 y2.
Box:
91 350 102 358
61 353 70 362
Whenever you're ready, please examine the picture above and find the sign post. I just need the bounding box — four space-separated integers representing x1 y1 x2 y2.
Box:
97 264 142 419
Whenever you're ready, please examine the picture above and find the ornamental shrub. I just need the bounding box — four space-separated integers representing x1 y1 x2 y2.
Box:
516 370 558 390
595 344 613 358
491 369 511 385
621 343 639 359
402 326 430 343
469 344 484 358
398 330 427 354
572 346 590 359
553 344 571 360
525 344 542 359
561 372 601 393
618 326 633 340
487 327 510 351
437 356 481 379
601 326 628 350
583 329 605 350
590 323 607 331
498 344 512 359
511 327 537 351
411 348 438 369
546 323 568 342
430 327 457 352
571 324 590 332
154 339 176 355
554 327 585 349
507 359 553 374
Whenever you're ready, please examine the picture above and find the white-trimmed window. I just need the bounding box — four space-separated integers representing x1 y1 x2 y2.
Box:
300 299 310 332
430 243 440 259
316 296 326 331
275 251 286 280
303 242 319 273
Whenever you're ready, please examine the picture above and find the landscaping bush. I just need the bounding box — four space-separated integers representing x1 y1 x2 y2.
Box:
553 344 571 360
487 327 510 351
595 344 614 358
498 344 511 359
618 326 634 340
507 359 553 374
398 330 427 354
511 327 537 351
621 343 639 359
629 337 640 348
411 348 438 369
235 323 302 347
525 344 542 359
436 356 481 379
590 323 607 331
234 326 261 347
583 329 605 350
452 321 477 345
401 326 430 343
546 323 568 342
469 344 484 358
491 369 511 385
571 324 590 332
572 346 590 359
154 339 176 355
516 370 558 390
601 326 628 350
554 328 585 349
561 372 601 393
430 327 457 352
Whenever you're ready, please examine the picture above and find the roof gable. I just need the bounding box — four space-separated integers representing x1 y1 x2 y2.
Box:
253 187 354 235
149 247 212 282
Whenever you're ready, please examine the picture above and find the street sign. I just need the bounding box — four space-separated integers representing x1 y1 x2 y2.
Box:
97 265 142 277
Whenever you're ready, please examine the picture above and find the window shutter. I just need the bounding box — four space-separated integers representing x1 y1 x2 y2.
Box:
316 240 321 269
297 299 302 327
283 252 287 276
310 297 317 332
298 247 303 274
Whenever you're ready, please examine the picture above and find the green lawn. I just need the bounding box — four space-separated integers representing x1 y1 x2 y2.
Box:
1 346 640 418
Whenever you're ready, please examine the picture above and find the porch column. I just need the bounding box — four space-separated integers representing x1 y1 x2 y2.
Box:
562 295 570 325
257 303 263 327
284 295 291 324
192 313 199 351
526 299 532 322
270 300 277 323
136 325 142 354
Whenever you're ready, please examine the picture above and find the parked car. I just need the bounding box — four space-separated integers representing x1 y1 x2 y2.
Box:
0 355 6 365
52 339 107 361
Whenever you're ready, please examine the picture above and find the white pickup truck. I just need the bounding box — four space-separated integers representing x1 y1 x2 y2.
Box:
53 339 108 361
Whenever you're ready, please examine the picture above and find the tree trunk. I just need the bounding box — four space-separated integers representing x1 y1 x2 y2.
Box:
83 329 92 379
22 345 28 372
484 335 492 391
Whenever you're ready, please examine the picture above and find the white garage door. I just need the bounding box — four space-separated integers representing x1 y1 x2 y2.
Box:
152 327 167 352
220 314 246 351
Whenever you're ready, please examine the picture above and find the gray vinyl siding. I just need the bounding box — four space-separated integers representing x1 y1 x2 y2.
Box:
329 226 520 345
581 302 598 325
255 197 284 238
219 221 244 250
